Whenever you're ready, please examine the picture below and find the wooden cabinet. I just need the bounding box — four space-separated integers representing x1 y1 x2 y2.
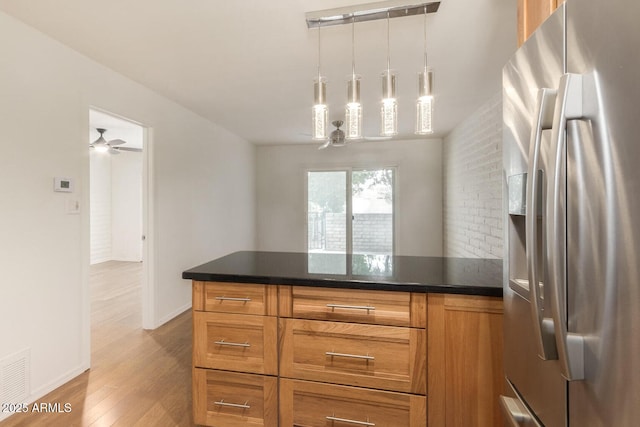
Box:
427 294 504 427
278 286 427 425
517 0 565 46
192 282 278 426
191 281 503 426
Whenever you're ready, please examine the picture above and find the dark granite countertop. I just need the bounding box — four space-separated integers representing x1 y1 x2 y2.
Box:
182 251 503 297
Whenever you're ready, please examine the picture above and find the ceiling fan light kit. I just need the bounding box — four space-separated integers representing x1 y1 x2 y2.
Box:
319 120 347 150
307 0 440 145
90 128 111 152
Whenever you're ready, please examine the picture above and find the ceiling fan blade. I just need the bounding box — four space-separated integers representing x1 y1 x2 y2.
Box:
108 147 121 155
114 146 143 153
363 136 392 141
318 139 331 150
108 138 127 146
332 139 347 147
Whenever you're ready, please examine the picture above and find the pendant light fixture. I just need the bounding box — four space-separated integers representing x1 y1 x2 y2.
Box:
307 2 440 141
381 11 398 136
312 25 328 140
345 17 362 140
416 5 434 135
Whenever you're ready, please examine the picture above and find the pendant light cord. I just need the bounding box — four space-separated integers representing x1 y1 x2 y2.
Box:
387 11 391 73
351 16 356 78
423 5 428 72
317 24 322 82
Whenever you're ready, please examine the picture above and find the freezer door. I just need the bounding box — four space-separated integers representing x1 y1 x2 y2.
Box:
503 6 567 427
565 0 640 425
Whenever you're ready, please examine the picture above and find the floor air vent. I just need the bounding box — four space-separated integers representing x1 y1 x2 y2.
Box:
0 349 30 403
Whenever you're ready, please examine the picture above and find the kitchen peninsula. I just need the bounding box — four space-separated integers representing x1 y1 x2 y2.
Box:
183 251 504 427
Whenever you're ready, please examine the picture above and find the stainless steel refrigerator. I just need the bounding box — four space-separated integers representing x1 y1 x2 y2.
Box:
501 1 640 425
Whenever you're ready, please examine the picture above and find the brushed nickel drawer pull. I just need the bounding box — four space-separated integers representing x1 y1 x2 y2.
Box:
326 351 375 361
214 339 250 348
214 399 250 409
326 415 375 426
326 303 375 312
215 296 252 302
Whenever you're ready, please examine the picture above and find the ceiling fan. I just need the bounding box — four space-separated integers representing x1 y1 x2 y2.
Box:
318 120 391 150
90 128 142 154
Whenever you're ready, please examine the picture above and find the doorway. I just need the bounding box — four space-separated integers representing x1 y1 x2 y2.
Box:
89 110 144 265
87 108 153 356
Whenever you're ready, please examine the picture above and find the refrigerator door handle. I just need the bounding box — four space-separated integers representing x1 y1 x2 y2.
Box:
526 88 559 360
499 395 541 427
547 73 585 381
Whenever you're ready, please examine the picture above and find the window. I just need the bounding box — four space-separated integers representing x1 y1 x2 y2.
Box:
307 168 394 255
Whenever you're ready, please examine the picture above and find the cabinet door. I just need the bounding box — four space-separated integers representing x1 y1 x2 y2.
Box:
428 294 504 427
193 368 277 427
280 379 426 427
193 312 277 375
279 318 426 394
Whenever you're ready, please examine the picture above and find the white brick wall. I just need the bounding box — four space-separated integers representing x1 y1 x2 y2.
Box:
443 93 503 259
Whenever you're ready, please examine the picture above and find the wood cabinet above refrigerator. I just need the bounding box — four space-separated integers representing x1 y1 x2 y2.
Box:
518 0 566 46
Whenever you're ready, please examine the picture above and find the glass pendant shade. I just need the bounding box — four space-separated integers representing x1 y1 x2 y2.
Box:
312 77 328 140
345 75 362 140
381 70 398 136
416 67 434 135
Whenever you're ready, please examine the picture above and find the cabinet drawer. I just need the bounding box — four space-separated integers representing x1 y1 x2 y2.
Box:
193 368 277 427
193 312 277 375
279 318 426 394
193 281 277 316
280 378 427 427
285 286 426 327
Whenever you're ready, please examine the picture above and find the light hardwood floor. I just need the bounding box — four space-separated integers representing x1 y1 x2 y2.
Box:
0 261 194 427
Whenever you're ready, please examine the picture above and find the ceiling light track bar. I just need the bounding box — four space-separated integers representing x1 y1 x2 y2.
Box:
306 0 440 28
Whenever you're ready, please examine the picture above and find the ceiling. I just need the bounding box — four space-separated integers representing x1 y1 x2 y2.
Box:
0 0 516 145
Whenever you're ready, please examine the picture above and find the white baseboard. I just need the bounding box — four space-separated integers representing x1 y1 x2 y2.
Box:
0 363 88 422
152 302 191 329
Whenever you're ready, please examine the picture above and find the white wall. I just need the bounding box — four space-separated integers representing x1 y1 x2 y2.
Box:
111 150 143 262
90 151 112 263
256 139 442 256
0 10 256 416
443 92 503 258
90 149 143 264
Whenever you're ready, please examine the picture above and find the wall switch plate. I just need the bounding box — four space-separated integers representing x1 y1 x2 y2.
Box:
54 177 74 193
66 199 80 214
